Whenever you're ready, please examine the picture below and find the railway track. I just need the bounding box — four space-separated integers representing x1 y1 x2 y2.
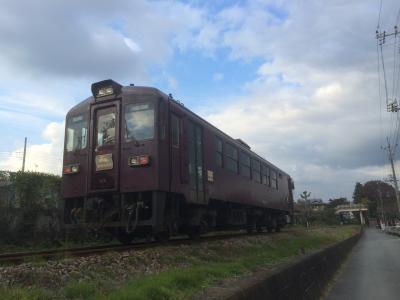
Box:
0 230 274 265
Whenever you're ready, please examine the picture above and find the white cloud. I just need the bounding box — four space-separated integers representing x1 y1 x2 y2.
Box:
123 37 142 53
0 0 206 81
204 62 389 200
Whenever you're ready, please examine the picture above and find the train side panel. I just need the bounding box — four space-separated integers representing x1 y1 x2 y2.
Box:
167 99 292 213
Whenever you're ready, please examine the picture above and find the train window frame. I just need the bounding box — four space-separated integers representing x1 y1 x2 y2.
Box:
261 164 269 186
65 114 88 152
239 151 251 178
159 100 166 140
224 142 238 174
251 158 261 183
96 112 116 147
216 137 223 168
171 113 180 148
124 102 155 142
271 169 278 189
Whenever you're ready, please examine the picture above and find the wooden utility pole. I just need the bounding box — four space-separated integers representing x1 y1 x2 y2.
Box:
22 137 27 172
383 137 400 216
377 189 385 226
300 191 311 228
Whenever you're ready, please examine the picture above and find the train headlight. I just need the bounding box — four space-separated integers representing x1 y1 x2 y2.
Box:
97 86 113 97
128 155 151 167
63 164 80 174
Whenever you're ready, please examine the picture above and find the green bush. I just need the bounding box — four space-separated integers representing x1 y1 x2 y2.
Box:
0 171 61 246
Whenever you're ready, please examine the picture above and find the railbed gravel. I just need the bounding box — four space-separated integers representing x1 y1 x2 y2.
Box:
0 233 285 289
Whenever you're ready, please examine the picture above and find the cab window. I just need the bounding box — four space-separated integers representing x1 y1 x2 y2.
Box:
97 113 116 146
66 115 87 152
125 103 154 141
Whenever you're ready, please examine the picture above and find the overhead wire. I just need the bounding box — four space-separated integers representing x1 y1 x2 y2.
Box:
376 0 400 180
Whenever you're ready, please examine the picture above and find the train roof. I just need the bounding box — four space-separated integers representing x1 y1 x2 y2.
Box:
66 86 163 116
66 84 290 178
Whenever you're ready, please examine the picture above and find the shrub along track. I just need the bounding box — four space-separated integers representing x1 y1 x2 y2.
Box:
0 230 279 265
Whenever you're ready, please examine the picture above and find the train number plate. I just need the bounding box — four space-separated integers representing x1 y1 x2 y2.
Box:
95 153 113 171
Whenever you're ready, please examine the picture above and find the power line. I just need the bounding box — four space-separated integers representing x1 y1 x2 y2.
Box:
376 3 400 217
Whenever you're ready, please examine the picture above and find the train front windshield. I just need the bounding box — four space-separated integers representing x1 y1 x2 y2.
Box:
124 103 154 141
65 115 87 152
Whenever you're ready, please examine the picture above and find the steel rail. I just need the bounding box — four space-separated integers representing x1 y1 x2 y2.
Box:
0 230 275 265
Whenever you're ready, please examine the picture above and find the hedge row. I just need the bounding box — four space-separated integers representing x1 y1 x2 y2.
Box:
0 171 61 245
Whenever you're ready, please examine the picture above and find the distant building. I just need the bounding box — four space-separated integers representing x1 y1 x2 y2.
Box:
309 199 327 211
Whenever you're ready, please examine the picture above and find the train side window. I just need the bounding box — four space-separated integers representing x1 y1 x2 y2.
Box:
271 169 278 189
251 159 261 183
159 100 166 140
224 143 238 173
240 152 251 178
261 165 269 185
267 168 271 187
216 137 223 167
171 114 180 147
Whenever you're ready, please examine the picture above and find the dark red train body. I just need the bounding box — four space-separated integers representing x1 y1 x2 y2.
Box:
62 80 294 242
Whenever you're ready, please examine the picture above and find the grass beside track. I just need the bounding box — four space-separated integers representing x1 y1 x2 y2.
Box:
0 226 359 300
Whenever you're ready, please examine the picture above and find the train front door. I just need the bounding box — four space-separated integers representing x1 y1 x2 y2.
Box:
187 121 205 203
88 101 120 192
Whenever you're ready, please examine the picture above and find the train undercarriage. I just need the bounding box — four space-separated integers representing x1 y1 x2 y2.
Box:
64 191 288 244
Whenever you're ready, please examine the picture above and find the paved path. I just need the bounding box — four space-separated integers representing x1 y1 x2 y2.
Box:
325 228 400 300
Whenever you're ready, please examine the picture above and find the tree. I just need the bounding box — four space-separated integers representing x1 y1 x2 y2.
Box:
362 180 397 219
300 191 311 201
353 182 363 204
300 191 311 228
328 197 349 208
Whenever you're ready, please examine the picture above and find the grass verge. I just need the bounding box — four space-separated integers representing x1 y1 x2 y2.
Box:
0 226 359 300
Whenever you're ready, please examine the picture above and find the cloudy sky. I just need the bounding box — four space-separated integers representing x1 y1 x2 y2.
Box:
1 0 399 201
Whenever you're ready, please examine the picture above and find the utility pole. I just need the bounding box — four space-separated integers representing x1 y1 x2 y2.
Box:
383 137 400 216
377 189 385 227
300 191 311 228
376 26 399 112
22 137 27 172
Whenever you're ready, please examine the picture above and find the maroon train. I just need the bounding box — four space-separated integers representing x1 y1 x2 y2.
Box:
62 79 294 243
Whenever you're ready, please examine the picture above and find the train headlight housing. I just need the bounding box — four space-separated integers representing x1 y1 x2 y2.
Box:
91 79 123 100
63 164 80 174
129 155 151 167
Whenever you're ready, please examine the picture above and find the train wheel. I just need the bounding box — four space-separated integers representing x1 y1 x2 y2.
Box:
187 226 200 239
246 226 254 234
116 230 134 244
154 231 170 243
